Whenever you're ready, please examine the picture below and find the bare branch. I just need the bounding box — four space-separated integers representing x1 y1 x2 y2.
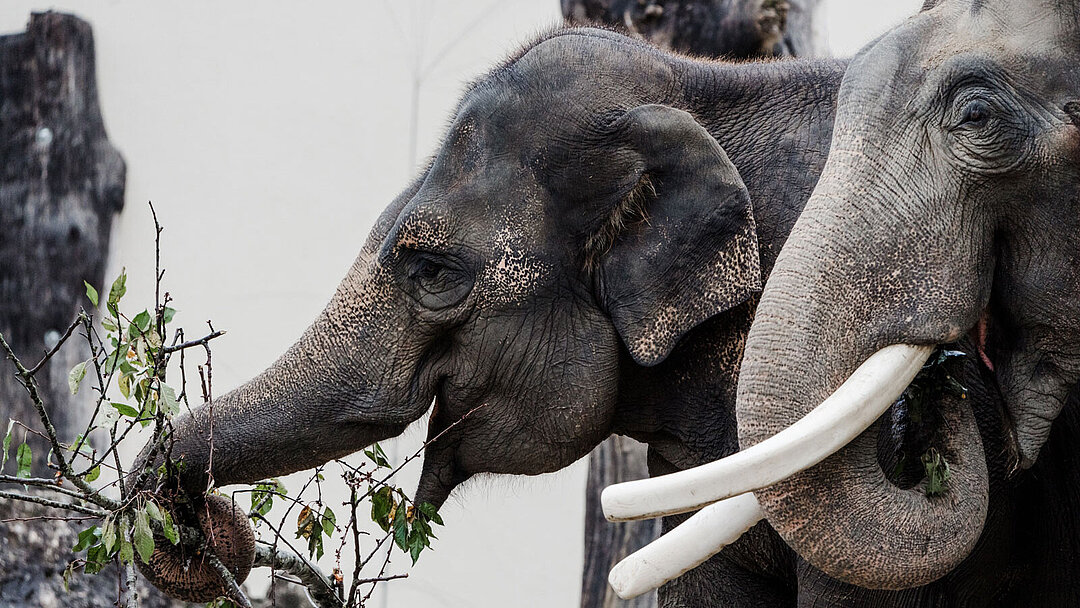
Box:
255 542 344 608
160 330 226 355
0 489 107 517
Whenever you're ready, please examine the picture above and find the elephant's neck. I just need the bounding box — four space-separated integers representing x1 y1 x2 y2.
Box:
680 57 847 275
612 302 753 469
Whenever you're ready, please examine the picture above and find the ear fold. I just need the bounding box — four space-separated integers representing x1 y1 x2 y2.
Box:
599 104 760 366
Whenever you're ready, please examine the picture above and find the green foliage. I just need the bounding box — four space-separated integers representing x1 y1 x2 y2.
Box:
922 448 951 497
894 346 967 494
1 419 12 471
106 268 127 317
295 504 337 560
84 281 99 307
364 443 390 468
249 479 286 522
15 442 32 479
68 359 89 395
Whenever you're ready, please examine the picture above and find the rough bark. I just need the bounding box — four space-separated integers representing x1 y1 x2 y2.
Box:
0 10 125 474
561 0 828 59
581 436 660 608
0 12 186 608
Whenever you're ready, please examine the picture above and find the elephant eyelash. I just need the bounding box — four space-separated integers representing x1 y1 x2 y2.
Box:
584 174 656 271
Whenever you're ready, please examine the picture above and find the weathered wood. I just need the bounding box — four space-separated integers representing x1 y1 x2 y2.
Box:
0 10 125 475
562 0 826 58
581 436 660 608
0 12 191 608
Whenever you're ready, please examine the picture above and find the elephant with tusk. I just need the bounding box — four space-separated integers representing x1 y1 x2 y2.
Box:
611 0 1080 598
140 15 1080 608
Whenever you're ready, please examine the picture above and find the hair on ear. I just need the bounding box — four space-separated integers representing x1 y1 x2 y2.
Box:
584 174 656 271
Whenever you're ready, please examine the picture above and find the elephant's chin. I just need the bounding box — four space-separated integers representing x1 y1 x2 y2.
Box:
414 394 466 510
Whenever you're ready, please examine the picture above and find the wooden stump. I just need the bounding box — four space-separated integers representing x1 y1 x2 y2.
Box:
581 436 661 608
0 10 125 475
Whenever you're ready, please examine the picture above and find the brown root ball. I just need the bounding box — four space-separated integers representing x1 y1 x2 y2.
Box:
137 493 256 602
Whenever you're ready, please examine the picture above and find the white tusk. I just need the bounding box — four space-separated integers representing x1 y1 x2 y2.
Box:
602 343 934 522
608 493 764 599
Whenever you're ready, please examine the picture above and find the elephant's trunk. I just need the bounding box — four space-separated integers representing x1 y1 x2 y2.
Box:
153 186 431 495
161 258 425 494
734 183 990 588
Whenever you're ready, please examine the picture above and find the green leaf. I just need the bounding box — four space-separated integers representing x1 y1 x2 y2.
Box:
62 562 74 592
132 310 152 333
72 525 101 552
409 536 424 564
322 506 336 538
15 442 32 479
102 517 117 553
118 538 134 564
418 502 444 526
145 500 163 522
371 486 394 532
159 384 179 416
111 401 139 418
84 465 100 483
392 502 409 551
161 306 177 324
101 316 118 333
134 508 155 563
2 419 13 471
68 360 89 395
104 346 126 373
922 448 951 497
85 543 109 574
161 510 179 545
106 268 127 316
250 480 280 518
364 443 391 468
118 372 132 399
84 281 99 307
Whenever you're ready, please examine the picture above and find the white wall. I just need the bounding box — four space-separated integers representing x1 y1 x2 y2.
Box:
0 2 920 606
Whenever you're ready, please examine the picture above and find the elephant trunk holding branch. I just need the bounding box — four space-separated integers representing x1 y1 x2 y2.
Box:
142 17 1080 607
142 28 840 606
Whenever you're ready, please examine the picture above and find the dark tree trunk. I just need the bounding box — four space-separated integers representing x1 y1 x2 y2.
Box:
0 12 188 608
581 436 660 608
0 10 125 475
561 0 827 59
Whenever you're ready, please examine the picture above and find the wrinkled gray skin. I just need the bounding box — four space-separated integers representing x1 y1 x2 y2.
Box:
561 0 824 57
155 28 838 606
738 0 1080 594
147 24 1078 607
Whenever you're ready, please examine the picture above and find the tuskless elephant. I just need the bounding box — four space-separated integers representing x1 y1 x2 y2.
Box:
611 0 1080 604
139 18 1079 608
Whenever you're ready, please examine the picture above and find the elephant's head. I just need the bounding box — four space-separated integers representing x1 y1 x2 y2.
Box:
732 0 1080 591
153 30 760 523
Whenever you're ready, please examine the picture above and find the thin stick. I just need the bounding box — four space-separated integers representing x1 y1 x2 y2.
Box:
0 489 107 517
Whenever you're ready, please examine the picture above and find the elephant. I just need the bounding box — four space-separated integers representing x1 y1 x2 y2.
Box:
140 21 1080 608
614 0 1080 602
560 0 826 58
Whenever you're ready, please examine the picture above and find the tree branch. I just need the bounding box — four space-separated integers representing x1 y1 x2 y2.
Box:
255 542 344 608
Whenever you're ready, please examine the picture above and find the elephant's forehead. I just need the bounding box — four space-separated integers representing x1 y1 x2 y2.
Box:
916 0 1071 66
394 205 453 249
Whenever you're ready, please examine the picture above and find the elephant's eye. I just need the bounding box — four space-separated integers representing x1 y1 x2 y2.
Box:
959 99 992 129
412 257 444 282
404 251 473 310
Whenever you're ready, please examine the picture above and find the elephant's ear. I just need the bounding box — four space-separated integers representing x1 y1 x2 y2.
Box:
598 104 760 366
